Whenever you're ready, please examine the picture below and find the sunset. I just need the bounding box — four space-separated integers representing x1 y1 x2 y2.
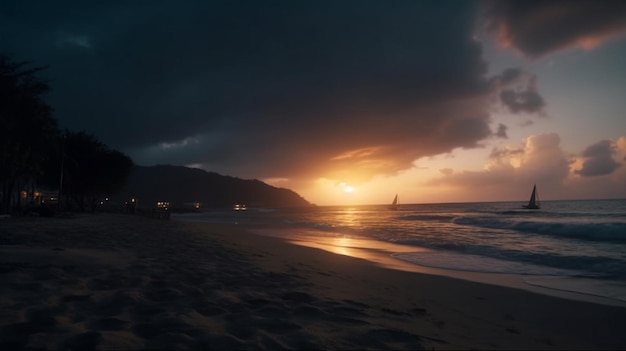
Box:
2 1 626 350
2 0 625 205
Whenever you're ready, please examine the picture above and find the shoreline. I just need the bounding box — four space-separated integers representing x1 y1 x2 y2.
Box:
2 213 626 350
243 224 626 308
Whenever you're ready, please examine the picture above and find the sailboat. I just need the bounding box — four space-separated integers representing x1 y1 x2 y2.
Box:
522 184 540 209
389 194 398 210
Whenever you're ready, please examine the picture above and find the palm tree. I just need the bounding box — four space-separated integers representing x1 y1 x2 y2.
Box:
0 54 60 214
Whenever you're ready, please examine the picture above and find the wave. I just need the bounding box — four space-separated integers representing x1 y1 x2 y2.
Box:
452 216 626 243
397 214 457 222
392 246 626 279
391 251 601 277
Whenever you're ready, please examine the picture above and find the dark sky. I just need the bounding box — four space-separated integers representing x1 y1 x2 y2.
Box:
3 0 626 203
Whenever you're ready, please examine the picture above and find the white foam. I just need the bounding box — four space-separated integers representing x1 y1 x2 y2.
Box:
392 251 590 276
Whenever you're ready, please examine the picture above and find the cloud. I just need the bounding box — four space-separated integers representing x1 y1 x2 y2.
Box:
55 32 92 49
574 139 622 177
489 145 522 160
439 168 454 176
492 68 546 115
2 1 575 191
2 1 512 182
494 123 508 138
619 137 626 161
428 134 626 201
518 133 571 183
481 0 626 59
428 133 571 200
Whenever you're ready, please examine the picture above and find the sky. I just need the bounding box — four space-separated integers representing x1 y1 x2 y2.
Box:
2 0 626 205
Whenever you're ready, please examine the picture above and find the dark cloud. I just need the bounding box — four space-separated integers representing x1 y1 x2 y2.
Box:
499 89 545 114
489 145 521 160
494 123 508 138
575 140 621 177
481 0 626 59
2 0 515 182
492 68 546 115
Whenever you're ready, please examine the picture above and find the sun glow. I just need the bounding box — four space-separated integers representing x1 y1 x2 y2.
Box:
339 182 355 193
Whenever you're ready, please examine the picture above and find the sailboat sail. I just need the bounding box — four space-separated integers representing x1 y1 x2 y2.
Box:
389 194 398 210
522 184 540 209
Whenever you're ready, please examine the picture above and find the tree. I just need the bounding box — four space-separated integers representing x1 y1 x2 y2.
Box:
0 54 60 214
55 130 134 212
1 54 134 214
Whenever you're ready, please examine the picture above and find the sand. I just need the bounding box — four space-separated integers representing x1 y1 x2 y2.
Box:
1 213 626 350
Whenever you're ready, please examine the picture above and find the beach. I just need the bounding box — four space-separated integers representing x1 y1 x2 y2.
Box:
1 213 626 350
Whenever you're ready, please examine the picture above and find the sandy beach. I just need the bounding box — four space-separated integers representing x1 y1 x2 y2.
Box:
2 213 626 350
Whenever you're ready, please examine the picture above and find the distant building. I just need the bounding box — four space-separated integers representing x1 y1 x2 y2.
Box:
156 201 170 210
233 204 247 211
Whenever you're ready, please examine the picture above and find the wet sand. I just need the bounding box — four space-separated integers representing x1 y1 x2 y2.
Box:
1 213 625 350
249 226 626 308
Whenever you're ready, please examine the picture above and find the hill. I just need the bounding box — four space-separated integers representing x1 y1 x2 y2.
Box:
112 165 312 209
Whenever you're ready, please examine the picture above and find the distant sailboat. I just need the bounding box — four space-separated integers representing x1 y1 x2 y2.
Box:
389 194 398 210
522 184 540 209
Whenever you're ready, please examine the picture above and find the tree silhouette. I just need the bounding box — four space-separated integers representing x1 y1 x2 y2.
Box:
55 130 134 212
0 54 60 214
2 54 135 215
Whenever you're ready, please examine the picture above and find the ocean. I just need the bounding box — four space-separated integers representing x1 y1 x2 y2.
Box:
173 199 626 304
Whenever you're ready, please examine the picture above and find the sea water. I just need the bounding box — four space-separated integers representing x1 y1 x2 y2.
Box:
173 199 626 304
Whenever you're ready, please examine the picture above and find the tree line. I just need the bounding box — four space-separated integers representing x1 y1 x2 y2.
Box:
1 54 133 215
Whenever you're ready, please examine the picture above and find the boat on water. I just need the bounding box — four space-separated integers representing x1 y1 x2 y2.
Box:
522 184 540 209
389 194 398 210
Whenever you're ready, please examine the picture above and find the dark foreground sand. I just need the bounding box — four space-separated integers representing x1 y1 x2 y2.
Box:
1 213 626 350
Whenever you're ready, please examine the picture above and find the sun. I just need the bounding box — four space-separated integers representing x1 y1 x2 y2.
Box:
339 182 355 193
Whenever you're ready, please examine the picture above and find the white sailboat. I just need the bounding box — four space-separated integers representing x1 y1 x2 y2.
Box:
522 184 540 209
389 194 398 210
